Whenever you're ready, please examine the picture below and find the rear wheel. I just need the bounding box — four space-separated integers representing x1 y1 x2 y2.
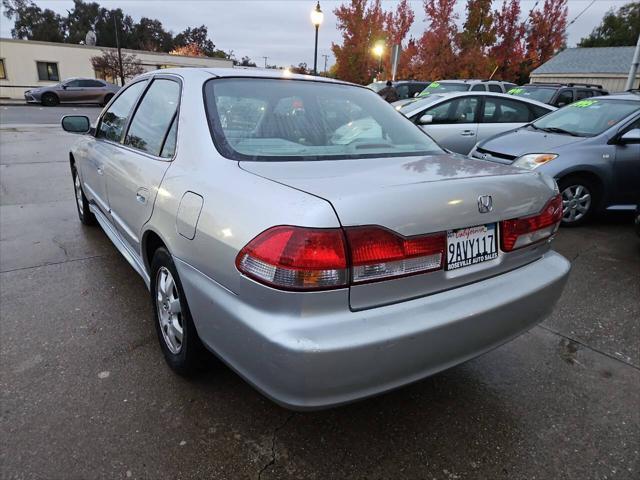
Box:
41 93 59 107
558 175 598 227
150 247 208 375
72 167 96 226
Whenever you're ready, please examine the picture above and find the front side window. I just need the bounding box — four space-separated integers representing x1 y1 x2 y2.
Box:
482 97 531 123
97 80 147 142
80 80 104 88
36 61 59 81
64 80 82 88
204 78 442 161
423 97 479 124
125 79 180 156
555 89 574 106
531 99 640 137
470 84 485 91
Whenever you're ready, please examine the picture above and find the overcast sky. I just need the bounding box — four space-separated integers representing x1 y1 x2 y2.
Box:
0 0 634 68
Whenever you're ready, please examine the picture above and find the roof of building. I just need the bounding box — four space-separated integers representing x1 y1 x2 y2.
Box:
532 47 637 75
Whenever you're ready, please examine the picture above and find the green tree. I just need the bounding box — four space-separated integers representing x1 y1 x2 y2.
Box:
131 17 173 52
579 2 640 47
173 25 216 57
2 0 65 42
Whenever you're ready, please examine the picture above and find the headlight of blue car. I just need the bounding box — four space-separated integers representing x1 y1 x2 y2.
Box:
512 153 558 170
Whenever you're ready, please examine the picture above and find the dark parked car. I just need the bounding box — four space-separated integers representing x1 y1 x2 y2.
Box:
25 78 120 107
367 80 430 100
507 82 608 108
635 203 640 237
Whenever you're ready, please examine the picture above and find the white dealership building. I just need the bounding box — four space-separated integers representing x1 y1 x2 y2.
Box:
0 38 233 100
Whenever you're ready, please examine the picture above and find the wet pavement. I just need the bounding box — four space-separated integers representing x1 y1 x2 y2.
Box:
1 123 639 479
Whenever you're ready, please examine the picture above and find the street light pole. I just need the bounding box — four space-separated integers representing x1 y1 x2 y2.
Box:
625 34 640 91
310 2 324 76
113 14 124 86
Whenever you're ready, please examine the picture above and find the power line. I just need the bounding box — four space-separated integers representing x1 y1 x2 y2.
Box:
567 0 597 28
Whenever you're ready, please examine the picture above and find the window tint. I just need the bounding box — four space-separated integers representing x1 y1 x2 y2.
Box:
530 104 551 119
482 97 531 123
160 116 178 158
424 97 479 124
555 89 573 106
79 80 104 87
205 78 443 161
396 85 410 99
97 81 147 142
488 84 502 93
125 79 180 156
64 80 82 88
36 62 59 81
470 84 485 91
575 89 594 100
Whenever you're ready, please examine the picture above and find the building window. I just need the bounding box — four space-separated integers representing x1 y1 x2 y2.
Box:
36 61 59 81
0 59 6 79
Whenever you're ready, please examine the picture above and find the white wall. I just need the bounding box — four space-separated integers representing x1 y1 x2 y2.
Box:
529 73 640 93
0 38 233 99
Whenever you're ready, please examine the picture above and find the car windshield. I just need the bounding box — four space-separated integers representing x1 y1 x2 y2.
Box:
398 95 445 115
508 86 556 104
531 99 640 137
418 82 469 97
204 78 443 161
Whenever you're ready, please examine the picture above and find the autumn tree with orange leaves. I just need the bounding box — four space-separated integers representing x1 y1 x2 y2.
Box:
331 0 568 85
332 0 415 84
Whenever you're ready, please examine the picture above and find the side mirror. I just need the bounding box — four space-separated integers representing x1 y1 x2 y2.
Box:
619 128 640 144
413 92 420 98
62 84 68 90
61 115 90 134
556 102 567 108
418 114 433 125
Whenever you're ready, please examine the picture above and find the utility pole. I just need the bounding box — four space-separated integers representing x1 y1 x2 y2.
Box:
322 54 329 74
625 34 640 91
262 56 268 69
113 14 125 86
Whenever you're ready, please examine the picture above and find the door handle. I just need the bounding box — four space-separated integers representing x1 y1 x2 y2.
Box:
136 188 149 205
97 166 104 175
460 130 476 137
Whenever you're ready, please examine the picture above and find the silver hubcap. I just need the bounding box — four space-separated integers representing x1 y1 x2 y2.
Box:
561 184 591 223
156 267 183 354
74 174 84 216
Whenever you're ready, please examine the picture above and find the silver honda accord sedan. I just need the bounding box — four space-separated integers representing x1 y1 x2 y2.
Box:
61 68 570 410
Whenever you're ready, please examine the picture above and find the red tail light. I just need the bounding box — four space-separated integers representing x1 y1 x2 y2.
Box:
345 227 445 283
235 226 348 291
237 226 446 290
500 194 562 252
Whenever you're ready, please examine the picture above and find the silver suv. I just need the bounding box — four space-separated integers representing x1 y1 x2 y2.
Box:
25 77 120 107
470 93 640 226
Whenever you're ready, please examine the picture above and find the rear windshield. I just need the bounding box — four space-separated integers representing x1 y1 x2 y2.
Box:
508 86 556 104
367 82 386 93
531 99 639 137
418 82 469 97
204 78 443 161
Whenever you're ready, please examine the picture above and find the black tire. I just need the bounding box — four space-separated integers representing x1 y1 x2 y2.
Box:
150 247 208 375
558 175 599 227
101 93 114 107
71 167 96 226
41 92 59 107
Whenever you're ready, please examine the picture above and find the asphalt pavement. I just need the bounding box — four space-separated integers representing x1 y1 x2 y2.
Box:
0 104 101 125
1 109 638 480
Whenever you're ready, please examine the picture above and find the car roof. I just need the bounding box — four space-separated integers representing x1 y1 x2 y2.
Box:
141 67 357 87
400 91 555 116
593 92 640 101
435 79 511 84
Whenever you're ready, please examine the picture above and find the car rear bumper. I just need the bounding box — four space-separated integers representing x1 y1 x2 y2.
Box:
176 251 570 410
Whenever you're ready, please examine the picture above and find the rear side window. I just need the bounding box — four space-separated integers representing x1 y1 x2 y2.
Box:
97 80 147 142
471 84 485 91
488 84 502 93
576 89 593 100
125 79 180 156
482 97 531 123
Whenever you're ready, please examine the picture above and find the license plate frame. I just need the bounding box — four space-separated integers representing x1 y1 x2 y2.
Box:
446 223 498 271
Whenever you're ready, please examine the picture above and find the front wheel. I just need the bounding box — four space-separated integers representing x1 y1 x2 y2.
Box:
558 175 598 227
150 247 208 375
41 93 59 107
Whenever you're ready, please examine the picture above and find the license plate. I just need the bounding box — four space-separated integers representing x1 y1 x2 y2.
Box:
446 224 498 271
